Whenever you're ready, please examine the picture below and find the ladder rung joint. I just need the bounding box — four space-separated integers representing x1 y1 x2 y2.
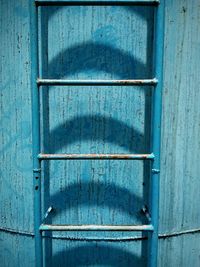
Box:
39 224 154 231
38 153 155 160
37 78 158 86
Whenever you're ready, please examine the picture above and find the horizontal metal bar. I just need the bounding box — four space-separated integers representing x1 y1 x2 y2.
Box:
39 224 154 231
38 153 155 160
2 225 200 241
36 0 159 7
37 78 158 86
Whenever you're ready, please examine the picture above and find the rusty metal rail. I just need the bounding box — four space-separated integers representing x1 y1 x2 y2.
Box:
37 78 158 86
38 153 155 160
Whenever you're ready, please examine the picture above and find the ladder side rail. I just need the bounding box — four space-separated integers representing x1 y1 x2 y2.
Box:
148 1 165 267
29 1 43 267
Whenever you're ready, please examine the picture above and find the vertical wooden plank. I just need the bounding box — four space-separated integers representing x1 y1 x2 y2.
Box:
159 0 200 265
0 0 33 232
160 0 200 232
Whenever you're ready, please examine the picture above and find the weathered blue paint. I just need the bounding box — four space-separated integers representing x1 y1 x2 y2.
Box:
31 1 164 267
38 153 155 160
39 223 154 231
148 1 164 267
30 1 164 267
29 1 43 267
1 0 200 267
29 1 164 266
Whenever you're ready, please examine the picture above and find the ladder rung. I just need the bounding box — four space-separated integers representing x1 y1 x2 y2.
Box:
35 0 159 7
39 224 154 231
37 78 158 86
38 153 155 160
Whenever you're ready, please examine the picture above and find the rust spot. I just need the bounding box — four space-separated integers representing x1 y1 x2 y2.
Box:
39 153 154 160
119 80 147 85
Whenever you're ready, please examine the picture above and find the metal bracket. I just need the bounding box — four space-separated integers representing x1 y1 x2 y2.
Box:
42 206 54 223
152 168 160 174
141 205 152 222
44 206 54 219
33 168 41 173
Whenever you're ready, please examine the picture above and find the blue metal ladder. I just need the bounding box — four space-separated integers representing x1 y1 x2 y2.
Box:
29 1 165 266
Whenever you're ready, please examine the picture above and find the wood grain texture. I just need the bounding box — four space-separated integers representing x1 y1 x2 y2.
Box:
0 0 200 266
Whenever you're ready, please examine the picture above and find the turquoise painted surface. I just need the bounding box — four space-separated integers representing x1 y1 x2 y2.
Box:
0 0 200 266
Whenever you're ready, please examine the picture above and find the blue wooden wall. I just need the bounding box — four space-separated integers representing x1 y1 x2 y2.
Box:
0 0 200 266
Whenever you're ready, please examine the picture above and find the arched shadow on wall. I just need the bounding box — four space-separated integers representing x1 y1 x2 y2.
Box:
44 5 154 80
47 42 145 79
47 181 145 222
39 5 153 267
51 244 144 267
48 115 145 153
43 115 149 267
